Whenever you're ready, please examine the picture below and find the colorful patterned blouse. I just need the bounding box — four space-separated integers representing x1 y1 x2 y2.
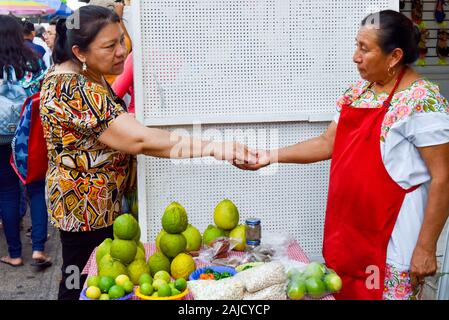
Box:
40 72 131 232
335 78 449 142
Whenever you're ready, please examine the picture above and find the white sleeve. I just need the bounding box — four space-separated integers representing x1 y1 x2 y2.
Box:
333 112 340 124
403 112 449 147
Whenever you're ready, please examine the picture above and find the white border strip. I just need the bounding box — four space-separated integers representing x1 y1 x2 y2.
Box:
143 113 335 127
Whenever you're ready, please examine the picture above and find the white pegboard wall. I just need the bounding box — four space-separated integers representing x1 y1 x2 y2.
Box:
134 0 397 124
133 0 399 257
142 122 330 257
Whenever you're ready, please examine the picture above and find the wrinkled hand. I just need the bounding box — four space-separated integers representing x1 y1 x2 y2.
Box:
232 149 273 171
212 141 257 165
409 245 437 287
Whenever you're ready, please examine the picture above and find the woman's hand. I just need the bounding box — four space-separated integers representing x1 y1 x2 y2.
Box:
114 2 125 19
410 142 449 288
409 245 437 287
211 141 258 165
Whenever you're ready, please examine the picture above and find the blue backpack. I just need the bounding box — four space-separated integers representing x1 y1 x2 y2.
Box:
0 66 28 145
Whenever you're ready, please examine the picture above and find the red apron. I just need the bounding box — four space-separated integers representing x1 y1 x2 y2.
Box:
323 68 417 300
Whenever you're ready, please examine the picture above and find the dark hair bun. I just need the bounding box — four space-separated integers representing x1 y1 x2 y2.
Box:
362 10 420 65
52 6 120 65
413 25 421 45
56 18 67 40
52 18 70 64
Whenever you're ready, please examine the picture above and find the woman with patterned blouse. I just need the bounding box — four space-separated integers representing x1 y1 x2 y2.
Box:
40 6 256 300
240 11 449 300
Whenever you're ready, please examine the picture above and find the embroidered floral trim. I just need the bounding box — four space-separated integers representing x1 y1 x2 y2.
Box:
383 264 422 300
336 79 449 142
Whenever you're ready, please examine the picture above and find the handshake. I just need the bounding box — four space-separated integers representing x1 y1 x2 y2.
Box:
210 141 274 171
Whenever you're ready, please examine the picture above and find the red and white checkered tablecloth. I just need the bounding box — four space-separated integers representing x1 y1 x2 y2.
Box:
81 241 334 300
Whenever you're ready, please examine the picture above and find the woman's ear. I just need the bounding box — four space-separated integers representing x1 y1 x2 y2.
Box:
390 47 404 68
72 45 86 64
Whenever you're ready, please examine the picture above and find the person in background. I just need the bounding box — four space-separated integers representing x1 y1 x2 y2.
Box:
0 15 51 269
89 0 133 84
34 25 46 41
33 24 52 68
111 52 134 114
239 10 449 300
41 6 255 299
21 20 46 60
44 18 58 52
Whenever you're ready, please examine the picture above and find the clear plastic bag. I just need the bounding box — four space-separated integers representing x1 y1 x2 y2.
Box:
197 237 239 264
287 261 342 300
243 231 295 263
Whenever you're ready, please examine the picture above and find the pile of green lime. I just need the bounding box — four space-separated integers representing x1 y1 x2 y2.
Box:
287 262 342 300
85 274 134 300
138 270 187 298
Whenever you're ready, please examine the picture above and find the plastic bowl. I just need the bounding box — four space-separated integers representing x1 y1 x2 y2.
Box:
80 288 134 300
135 287 189 300
188 266 237 281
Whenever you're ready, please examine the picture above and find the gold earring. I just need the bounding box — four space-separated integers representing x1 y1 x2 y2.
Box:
388 66 396 77
82 62 87 72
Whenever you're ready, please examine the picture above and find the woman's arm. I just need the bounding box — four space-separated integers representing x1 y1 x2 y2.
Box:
234 121 337 170
276 121 337 164
98 113 257 163
410 142 449 287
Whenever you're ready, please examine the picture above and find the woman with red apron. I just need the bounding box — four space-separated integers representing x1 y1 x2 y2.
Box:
238 10 449 300
323 68 417 299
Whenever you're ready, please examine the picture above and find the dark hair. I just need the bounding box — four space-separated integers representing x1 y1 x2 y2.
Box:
0 15 40 79
35 25 46 40
53 5 121 64
362 10 420 65
21 20 35 36
49 17 59 26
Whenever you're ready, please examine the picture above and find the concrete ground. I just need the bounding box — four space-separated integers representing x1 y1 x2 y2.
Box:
0 214 61 300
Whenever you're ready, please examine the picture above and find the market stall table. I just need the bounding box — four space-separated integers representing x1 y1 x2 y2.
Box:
81 241 334 300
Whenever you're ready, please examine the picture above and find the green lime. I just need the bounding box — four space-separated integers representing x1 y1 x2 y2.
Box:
154 270 171 283
115 274 130 287
85 286 101 299
139 273 153 286
140 282 154 296
98 276 116 293
324 273 342 293
287 280 307 300
99 293 110 300
123 280 134 293
87 276 100 288
157 283 171 297
171 287 181 296
152 279 167 291
305 277 327 299
108 285 125 299
304 262 326 279
174 278 187 291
